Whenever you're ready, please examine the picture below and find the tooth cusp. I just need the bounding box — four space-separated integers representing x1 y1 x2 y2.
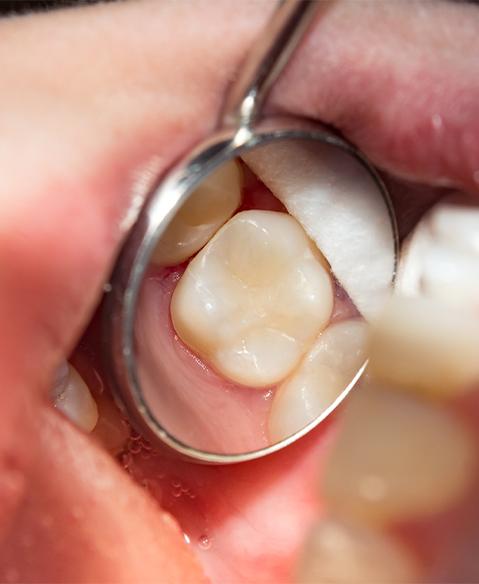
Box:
171 210 334 387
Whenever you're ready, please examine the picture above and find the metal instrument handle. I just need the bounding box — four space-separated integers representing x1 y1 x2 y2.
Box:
221 0 332 128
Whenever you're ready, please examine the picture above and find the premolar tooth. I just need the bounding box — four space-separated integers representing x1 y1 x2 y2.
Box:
269 319 368 442
152 160 242 267
369 296 479 396
171 210 333 387
51 363 99 433
321 384 475 525
242 141 395 320
296 518 421 584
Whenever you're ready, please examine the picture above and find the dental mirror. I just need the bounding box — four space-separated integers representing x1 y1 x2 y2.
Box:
104 1 399 463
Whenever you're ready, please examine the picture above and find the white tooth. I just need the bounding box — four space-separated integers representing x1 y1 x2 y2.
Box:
269 319 368 442
171 210 333 387
398 196 479 310
152 160 242 267
321 384 475 524
296 518 421 584
420 243 479 308
369 296 479 397
429 199 479 254
51 363 99 433
242 141 395 321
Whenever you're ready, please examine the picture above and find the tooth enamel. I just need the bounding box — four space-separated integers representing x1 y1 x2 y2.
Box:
321 384 475 524
51 363 99 433
429 199 479 254
296 518 421 584
269 319 368 442
242 142 395 320
171 210 334 387
152 160 242 267
398 197 479 310
369 296 479 396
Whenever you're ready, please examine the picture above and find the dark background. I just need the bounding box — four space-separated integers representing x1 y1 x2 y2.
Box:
0 0 478 16
0 0 114 15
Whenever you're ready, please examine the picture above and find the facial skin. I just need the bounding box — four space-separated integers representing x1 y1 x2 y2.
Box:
0 0 478 582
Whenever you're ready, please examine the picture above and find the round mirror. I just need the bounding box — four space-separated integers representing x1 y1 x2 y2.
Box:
130 135 397 457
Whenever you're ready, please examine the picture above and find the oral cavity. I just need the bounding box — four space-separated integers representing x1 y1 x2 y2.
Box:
171 209 334 387
297 193 479 583
142 143 395 449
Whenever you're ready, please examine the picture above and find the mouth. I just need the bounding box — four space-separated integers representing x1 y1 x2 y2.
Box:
1 0 479 583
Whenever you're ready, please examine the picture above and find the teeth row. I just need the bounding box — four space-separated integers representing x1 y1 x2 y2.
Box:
268 319 368 442
171 210 333 387
152 160 242 267
299 195 479 582
51 363 99 433
298 380 475 582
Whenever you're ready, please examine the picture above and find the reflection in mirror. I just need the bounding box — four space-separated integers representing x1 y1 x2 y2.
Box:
135 138 396 455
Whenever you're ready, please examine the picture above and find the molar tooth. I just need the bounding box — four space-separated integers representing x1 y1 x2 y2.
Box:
321 385 475 525
152 160 242 267
398 197 479 310
51 363 99 433
369 296 479 396
419 243 479 308
296 518 421 584
171 210 333 387
429 201 479 254
242 141 395 320
269 319 368 442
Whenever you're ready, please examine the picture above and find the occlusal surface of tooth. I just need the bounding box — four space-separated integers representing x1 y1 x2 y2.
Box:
268 319 368 442
50 363 99 433
242 141 396 321
369 296 479 396
398 196 479 310
320 384 475 525
171 210 334 387
296 518 421 584
152 160 242 267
